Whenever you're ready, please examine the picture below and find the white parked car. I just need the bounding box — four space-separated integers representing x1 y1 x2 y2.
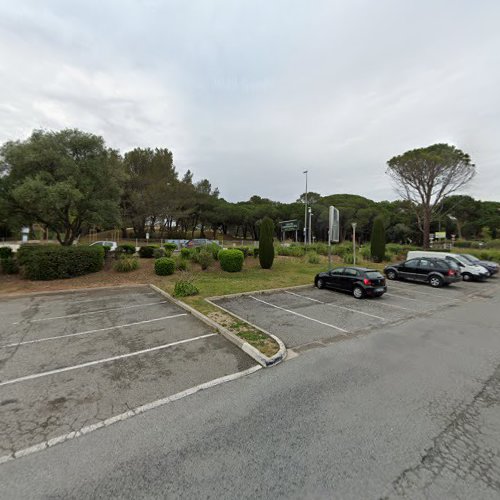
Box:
407 251 489 282
89 241 118 252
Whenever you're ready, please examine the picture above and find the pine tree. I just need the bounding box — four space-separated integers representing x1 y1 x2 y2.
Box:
370 217 386 263
259 217 275 269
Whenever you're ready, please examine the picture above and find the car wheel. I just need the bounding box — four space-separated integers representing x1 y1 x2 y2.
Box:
462 273 472 282
429 275 443 288
317 279 324 289
386 270 397 280
353 286 364 299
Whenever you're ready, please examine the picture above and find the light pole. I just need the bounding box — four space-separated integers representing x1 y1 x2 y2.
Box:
352 222 357 265
308 207 312 245
303 170 308 245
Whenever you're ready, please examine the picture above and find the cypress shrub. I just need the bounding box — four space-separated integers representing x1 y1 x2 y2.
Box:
154 257 175 276
20 245 104 280
259 217 275 269
219 249 244 272
370 217 386 263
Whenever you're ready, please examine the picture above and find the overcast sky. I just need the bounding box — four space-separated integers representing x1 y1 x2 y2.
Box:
1 0 499 203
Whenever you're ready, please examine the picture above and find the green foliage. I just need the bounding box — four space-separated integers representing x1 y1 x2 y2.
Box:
237 246 251 257
0 247 13 259
175 256 188 271
116 243 136 255
173 277 199 297
154 257 175 276
276 245 305 257
163 242 178 252
1 129 124 245
1 257 19 274
153 247 166 259
219 249 244 272
206 243 221 260
138 245 158 258
113 256 139 272
307 251 320 264
180 247 191 259
195 249 213 270
342 253 354 264
20 245 104 280
252 247 259 257
259 217 275 269
370 216 386 262
359 245 372 260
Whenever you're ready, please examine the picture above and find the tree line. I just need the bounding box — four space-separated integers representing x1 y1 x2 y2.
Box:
1 129 498 246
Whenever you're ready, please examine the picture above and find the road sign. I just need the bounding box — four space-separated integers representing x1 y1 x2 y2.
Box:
280 220 299 231
329 206 339 243
435 231 446 239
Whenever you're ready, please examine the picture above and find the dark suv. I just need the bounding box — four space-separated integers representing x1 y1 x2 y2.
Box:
384 257 461 287
314 267 387 299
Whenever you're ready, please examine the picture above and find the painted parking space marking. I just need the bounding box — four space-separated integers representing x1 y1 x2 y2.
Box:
387 283 462 300
0 314 188 349
384 292 427 302
0 333 217 387
372 300 412 311
12 301 169 324
285 291 386 320
31 292 158 309
249 295 349 333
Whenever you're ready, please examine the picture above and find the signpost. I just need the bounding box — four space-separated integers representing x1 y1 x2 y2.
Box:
328 206 340 269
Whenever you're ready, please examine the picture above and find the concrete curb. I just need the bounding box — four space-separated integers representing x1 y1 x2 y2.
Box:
149 285 286 367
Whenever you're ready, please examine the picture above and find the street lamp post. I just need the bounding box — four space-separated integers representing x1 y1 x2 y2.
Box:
303 170 308 245
352 222 357 265
308 207 312 245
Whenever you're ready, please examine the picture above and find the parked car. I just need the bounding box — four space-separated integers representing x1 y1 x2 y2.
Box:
184 239 221 248
384 257 461 287
406 251 489 282
314 267 387 299
89 240 118 252
459 253 498 276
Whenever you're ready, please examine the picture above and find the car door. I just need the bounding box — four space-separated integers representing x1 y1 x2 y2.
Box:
416 259 435 281
326 268 345 289
399 259 420 281
342 268 359 291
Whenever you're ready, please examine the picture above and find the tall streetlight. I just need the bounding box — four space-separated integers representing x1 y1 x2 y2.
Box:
308 207 312 245
352 222 357 265
303 170 308 245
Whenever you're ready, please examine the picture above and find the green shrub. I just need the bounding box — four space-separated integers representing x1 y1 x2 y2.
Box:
0 247 13 259
180 248 191 259
20 245 104 280
139 245 158 258
153 247 166 259
252 247 259 258
154 257 175 276
114 256 139 272
370 216 386 262
237 246 251 257
259 217 275 269
359 246 371 260
206 243 221 260
343 253 354 264
173 277 199 297
307 251 320 264
332 242 352 257
163 242 178 252
276 244 305 257
116 243 136 255
175 256 188 271
195 249 213 270
1 257 19 274
219 249 244 272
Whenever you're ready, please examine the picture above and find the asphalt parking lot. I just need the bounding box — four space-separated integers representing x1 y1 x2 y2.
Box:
210 279 498 351
0 285 256 458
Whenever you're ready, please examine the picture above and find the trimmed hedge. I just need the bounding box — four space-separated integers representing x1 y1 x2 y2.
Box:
153 247 167 259
139 245 159 258
20 245 105 280
116 243 136 255
154 257 175 276
219 249 244 272
1 257 19 274
163 243 178 252
0 247 13 259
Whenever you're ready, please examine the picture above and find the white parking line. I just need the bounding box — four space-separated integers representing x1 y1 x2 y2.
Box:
12 301 169 324
1 314 188 349
249 295 349 333
373 300 412 311
388 284 462 300
32 292 157 308
0 365 262 464
285 291 386 320
384 293 425 302
0 333 217 387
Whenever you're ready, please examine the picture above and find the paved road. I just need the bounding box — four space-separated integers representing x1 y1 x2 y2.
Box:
1 283 499 499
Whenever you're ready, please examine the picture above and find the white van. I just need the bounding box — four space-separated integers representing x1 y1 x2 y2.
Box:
406 251 489 282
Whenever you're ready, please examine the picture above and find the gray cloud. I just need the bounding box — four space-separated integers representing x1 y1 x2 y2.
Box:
1 0 498 202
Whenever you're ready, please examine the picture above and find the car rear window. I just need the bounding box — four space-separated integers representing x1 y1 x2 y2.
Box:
365 271 383 279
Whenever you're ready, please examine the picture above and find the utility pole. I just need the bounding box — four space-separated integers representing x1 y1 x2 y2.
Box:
308 207 312 245
303 170 308 245
352 222 357 265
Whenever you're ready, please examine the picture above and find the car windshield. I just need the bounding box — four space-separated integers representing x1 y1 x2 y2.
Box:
365 271 383 279
462 254 479 262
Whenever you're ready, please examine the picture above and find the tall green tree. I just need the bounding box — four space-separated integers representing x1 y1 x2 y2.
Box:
259 216 275 269
370 216 386 262
386 144 475 248
0 129 124 245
